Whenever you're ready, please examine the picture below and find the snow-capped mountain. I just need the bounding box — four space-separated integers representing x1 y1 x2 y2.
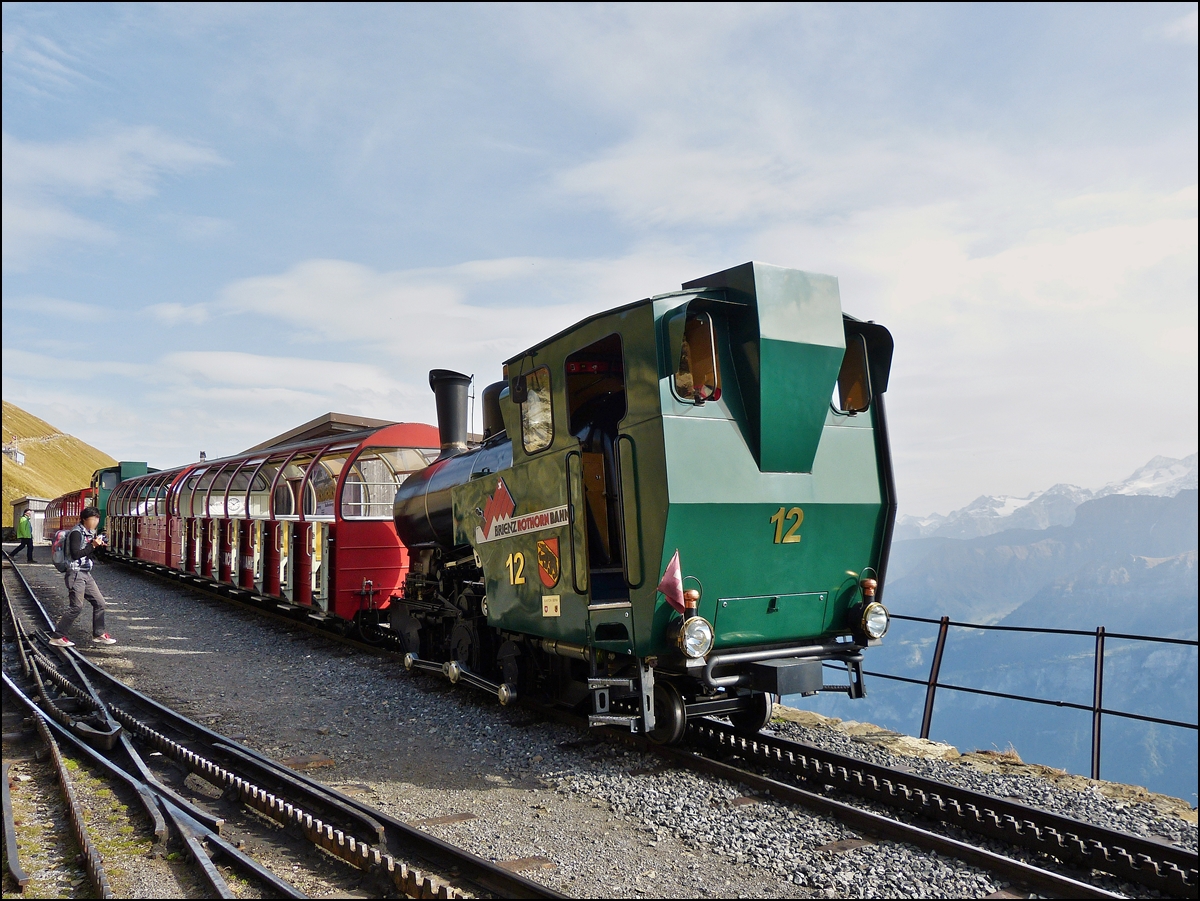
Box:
1094 454 1198 498
896 453 1197 541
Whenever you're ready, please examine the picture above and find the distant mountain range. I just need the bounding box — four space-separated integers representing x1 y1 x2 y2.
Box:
885 489 1199 625
896 454 1197 541
792 457 1198 803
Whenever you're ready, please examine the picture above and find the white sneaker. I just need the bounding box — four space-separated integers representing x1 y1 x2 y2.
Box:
49 635 75 648
92 633 117 645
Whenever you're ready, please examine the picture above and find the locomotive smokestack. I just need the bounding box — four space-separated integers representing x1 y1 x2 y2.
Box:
429 369 471 459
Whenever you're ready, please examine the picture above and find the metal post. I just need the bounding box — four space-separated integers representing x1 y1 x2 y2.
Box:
1091 626 1106 780
920 616 950 739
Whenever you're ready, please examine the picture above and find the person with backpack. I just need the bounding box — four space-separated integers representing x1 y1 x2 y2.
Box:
48 507 116 647
14 510 35 562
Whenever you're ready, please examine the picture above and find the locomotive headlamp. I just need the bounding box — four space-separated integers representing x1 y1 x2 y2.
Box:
678 616 714 658
861 602 890 640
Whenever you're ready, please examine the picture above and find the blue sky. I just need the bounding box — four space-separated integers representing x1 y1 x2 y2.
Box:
3 2 1196 515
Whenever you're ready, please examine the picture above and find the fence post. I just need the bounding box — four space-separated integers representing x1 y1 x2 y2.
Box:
1091 625 1106 780
920 616 950 740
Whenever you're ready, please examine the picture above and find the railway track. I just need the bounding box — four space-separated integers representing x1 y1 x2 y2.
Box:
107 552 1198 898
2 554 564 899
685 718 1198 898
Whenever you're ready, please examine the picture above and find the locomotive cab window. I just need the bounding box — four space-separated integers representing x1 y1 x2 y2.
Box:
565 334 627 571
834 333 872 414
517 366 553 454
673 310 721 403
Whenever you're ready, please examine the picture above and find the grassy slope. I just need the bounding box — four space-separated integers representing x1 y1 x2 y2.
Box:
1 401 117 529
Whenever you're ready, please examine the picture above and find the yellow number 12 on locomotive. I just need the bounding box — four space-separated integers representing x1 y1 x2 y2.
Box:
393 261 895 743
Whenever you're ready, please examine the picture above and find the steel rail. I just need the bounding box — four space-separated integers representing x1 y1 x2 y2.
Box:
523 702 1125 900
107 551 1190 899
2 566 110 897
2 565 305 898
688 717 1198 898
645 729 1121 900
69 650 564 900
5 553 565 901
0 658 114 900
1 674 303 900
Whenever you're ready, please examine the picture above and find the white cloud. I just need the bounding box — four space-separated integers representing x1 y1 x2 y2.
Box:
1 348 150 379
1 127 225 267
745 184 1198 513
2 295 108 323
1 199 115 268
3 128 223 201
1162 8 1198 43
209 251 703 382
147 302 210 326
0 26 90 94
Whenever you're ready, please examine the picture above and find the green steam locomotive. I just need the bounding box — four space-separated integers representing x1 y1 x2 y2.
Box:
393 261 896 742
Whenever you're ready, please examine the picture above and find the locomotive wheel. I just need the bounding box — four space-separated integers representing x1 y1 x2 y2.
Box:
497 640 525 693
389 611 422 656
729 691 776 735
450 623 477 671
648 681 687 745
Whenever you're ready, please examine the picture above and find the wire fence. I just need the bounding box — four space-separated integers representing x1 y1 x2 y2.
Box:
858 613 1198 781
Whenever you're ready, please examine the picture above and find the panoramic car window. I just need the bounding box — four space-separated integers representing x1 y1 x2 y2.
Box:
178 472 201 518
520 366 554 453
674 311 721 403
340 447 428 519
248 461 280 518
310 453 349 518
834 333 872 414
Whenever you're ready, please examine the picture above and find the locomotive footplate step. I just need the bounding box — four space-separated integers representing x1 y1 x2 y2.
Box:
589 714 641 730
587 677 636 689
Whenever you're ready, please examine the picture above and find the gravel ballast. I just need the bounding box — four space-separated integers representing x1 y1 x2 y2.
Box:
8 551 1196 898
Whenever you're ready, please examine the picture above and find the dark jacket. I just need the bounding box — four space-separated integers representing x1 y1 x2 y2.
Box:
67 527 101 571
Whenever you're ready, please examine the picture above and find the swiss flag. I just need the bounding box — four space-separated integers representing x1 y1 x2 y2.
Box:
657 549 685 614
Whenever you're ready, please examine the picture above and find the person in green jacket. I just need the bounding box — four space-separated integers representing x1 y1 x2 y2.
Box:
14 510 35 562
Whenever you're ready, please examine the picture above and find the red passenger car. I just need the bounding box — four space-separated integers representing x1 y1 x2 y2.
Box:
43 487 99 538
106 422 440 623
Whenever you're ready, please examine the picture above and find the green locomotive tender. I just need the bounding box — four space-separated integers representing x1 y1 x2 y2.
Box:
393 261 896 742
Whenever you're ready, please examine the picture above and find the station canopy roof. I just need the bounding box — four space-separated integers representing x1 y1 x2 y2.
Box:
241 412 397 454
